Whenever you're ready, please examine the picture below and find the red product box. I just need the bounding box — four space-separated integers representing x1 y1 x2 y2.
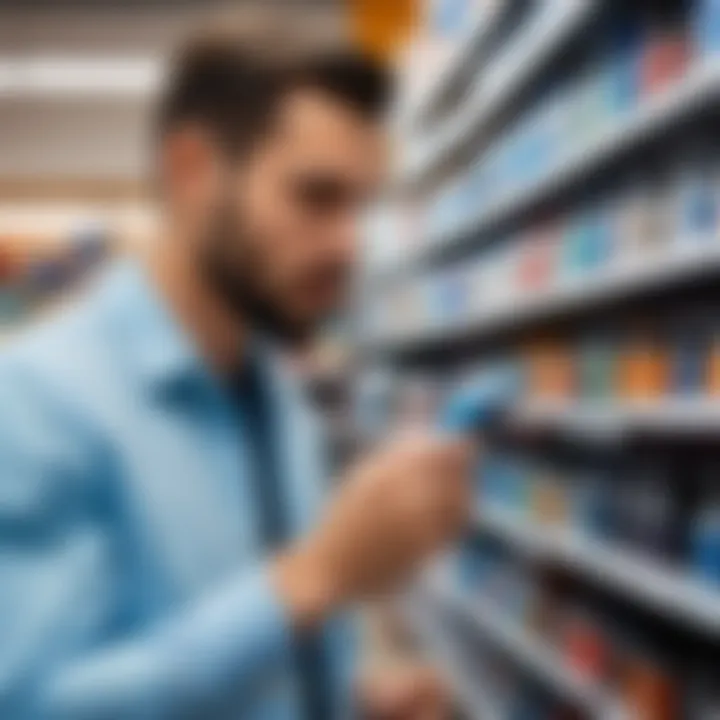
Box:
641 31 690 95
516 222 562 293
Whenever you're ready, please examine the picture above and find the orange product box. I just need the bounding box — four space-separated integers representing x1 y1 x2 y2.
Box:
532 470 569 527
706 335 720 396
620 657 678 720
618 328 670 400
524 338 577 401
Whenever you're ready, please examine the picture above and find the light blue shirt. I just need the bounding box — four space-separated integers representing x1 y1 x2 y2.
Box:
0 260 355 719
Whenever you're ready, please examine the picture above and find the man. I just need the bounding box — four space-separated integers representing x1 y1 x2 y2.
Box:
0 27 473 719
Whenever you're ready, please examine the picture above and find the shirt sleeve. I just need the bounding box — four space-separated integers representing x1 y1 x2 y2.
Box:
39 567 293 720
0 366 293 720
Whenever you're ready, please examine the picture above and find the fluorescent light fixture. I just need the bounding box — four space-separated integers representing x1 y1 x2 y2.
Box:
0 202 157 237
0 56 164 97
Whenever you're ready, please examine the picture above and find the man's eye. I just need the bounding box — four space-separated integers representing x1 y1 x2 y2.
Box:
294 178 353 211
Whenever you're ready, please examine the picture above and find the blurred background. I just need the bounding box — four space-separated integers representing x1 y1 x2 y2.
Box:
6 0 720 718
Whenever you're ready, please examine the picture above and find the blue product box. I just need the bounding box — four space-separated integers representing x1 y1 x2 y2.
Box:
691 494 720 587
575 216 595 275
441 268 468 322
485 453 524 510
480 453 502 504
581 207 613 271
430 0 471 39
527 103 550 179
560 214 585 278
673 152 720 249
672 313 711 395
458 542 502 592
691 463 720 586
605 15 642 114
695 0 720 56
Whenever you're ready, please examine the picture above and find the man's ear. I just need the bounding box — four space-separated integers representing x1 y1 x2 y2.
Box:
160 124 224 213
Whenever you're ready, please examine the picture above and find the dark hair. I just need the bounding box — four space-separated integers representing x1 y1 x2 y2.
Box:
156 24 392 157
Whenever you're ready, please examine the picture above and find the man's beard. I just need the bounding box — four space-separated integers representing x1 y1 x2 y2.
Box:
198 199 317 349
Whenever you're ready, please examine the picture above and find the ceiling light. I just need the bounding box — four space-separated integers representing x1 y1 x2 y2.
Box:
0 56 163 98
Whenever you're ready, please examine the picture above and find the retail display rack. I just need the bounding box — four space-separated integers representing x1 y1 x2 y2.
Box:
362 0 720 717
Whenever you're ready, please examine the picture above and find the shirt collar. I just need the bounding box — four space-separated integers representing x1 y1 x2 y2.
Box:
99 258 212 393
98 258 304 410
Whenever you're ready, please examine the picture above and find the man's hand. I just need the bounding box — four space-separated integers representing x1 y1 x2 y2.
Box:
273 433 475 628
357 663 450 720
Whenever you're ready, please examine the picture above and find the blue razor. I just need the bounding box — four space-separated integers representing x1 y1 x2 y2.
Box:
437 369 519 436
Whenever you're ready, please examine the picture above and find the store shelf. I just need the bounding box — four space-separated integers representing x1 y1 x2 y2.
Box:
512 398 720 438
475 506 720 636
371 244 720 354
406 0 507 127
405 599 500 720
425 580 623 719
377 2 720 717
404 0 595 182
394 59 720 277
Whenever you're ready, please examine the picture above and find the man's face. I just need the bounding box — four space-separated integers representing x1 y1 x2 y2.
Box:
195 88 386 346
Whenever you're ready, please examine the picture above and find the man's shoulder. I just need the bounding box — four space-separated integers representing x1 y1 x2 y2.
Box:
0 292 109 393
0 296 118 520
0 279 126 444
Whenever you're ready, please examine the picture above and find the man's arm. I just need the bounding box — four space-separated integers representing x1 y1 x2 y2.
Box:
0 363 477 719
37 569 292 720
0 369 299 720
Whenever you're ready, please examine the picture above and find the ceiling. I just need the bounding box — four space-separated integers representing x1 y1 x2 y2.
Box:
0 0 338 7
0 1 347 202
